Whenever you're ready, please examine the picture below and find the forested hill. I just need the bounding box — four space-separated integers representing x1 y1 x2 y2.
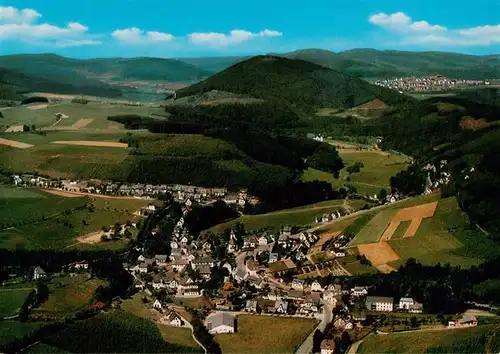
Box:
176 55 414 113
0 54 212 84
0 67 122 100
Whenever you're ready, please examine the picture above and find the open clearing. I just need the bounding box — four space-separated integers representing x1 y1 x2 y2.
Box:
380 201 438 241
216 315 317 354
77 231 103 244
36 277 106 316
205 199 365 234
0 138 33 149
350 209 397 245
51 140 128 148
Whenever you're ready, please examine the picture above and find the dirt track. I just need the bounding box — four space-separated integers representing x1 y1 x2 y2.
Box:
77 231 102 244
26 104 49 110
0 138 33 149
42 189 84 198
50 140 128 148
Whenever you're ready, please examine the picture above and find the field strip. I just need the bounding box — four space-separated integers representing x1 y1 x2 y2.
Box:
72 118 94 129
41 189 84 198
404 218 423 237
50 140 128 148
5 125 24 133
380 201 438 241
41 188 145 200
0 138 33 149
26 104 49 110
358 242 400 265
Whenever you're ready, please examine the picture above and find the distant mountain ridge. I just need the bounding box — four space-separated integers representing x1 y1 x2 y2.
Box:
0 54 212 85
177 49 500 80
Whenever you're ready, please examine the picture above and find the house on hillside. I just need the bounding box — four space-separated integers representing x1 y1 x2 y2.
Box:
205 312 235 334
275 299 289 314
33 266 46 280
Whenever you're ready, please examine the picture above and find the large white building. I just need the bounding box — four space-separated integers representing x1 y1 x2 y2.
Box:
365 296 394 312
205 313 235 334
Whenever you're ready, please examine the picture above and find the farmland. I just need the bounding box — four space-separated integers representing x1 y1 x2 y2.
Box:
0 132 132 180
0 187 151 250
0 102 163 131
340 193 500 270
215 315 317 353
357 325 500 353
205 199 365 234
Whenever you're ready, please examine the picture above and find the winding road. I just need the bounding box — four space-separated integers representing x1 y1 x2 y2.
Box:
295 300 333 354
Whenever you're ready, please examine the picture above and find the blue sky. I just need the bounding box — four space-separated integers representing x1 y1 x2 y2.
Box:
0 0 499 58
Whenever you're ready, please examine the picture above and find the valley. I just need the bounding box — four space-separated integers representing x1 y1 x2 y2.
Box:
1 47 500 354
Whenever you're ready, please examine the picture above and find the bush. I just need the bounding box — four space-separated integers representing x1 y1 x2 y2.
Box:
71 98 89 104
21 96 49 105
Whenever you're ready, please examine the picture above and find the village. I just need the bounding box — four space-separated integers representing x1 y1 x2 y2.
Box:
373 75 490 93
11 173 257 207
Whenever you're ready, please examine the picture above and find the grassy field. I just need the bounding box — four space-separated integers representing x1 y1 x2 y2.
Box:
36 277 106 316
0 321 44 347
391 220 411 240
357 325 500 353
0 187 151 250
216 315 317 354
339 253 379 275
205 199 365 234
303 148 411 196
121 294 201 351
0 288 32 317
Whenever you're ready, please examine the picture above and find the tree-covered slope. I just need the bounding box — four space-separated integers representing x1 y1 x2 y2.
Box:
0 67 122 100
176 55 413 113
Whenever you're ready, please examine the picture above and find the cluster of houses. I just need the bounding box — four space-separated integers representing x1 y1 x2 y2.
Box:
373 75 490 93
423 160 452 195
11 174 257 207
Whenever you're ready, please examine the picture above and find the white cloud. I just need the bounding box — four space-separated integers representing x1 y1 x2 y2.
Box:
112 27 175 44
370 11 499 46
147 31 175 42
369 12 445 32
188 29 283 47
0 6 41 24
0 5 97 47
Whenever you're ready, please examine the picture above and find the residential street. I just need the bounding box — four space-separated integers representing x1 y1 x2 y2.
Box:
295 300 333 354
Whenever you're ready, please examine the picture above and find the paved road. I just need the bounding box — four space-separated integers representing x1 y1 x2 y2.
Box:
295 300 333 354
